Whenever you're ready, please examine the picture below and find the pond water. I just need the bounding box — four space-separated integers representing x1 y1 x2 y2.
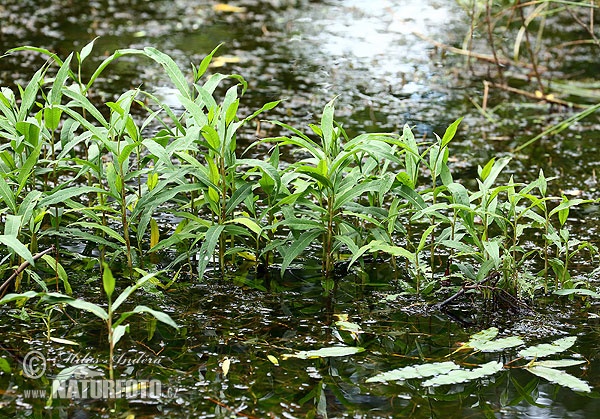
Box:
1 0 599 417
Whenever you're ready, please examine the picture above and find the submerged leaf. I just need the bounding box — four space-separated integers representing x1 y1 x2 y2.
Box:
366 361 459 383
282 346 364 360
267 355 279 366
422 361 503 387
527 365 591 393
518 336 577 359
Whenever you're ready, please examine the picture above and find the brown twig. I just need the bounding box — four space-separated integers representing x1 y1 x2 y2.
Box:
438 271 500 309
0 245 55 298
412 31 547 72
488 82 586 108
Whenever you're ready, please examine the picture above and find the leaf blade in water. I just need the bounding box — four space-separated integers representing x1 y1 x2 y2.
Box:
422 361 503 387
366 361 459 383
527 365 591 393
518 336 577 359
281 346 364 360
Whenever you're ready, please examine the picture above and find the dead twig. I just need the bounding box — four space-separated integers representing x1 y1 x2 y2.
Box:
412 31 547 72
0 245 55 298
438 271 500 309
489 82 586 109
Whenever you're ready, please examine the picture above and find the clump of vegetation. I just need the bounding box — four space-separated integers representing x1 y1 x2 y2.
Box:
0 41 597 306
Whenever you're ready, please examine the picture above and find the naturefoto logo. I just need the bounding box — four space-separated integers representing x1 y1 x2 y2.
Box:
22 350 166 400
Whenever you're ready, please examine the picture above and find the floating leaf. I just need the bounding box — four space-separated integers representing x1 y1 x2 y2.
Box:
532 359 586 368
222 357 231 377
267 355 279 366
518 336 577 359
527 365 591 393
470 336 524 352
366 361 459 383
210 56 241 68
422 361 503 387
335 321 363 334
282 346 364 360
49 337 79 346
455 327 523 353
213 3 246 13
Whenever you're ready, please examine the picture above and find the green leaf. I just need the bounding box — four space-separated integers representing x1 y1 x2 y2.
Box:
321 98 336 155
282 346 364 360
39 186 105 207
441 117 463 148
49 53 73 105
112 269 161 312
143 47 190 99
79 37 98 63
0 176 17 213
197 224 225 278
333 179 382 211
65 298 108 321
280 230 322 275
227 217 262 236
41 254 71 295
0 290 39 305
196 44 223 81
351 240 416 268
532 359 586 368
102 262 115 299
554 288 600 298
518 336 577 359
470 336 524 352
481 157 511 189
422 361 503 387
527 365 591 393
366 361 460 383
131 305 179 329
0 357 11 373
112 324 129 347
224 182 253 216
0 234 34 266
17 66 45 122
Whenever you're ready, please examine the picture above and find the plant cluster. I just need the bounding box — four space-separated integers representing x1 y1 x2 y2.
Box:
0 42 597 304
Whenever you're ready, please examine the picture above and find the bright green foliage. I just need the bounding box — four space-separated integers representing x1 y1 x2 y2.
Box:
0 43 597 299
0 265 178 379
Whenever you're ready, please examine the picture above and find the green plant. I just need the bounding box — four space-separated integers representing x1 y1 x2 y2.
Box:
0 263 178 379
258 98 401 279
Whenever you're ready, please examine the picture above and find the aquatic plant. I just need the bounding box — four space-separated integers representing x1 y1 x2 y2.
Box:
0 43 597 303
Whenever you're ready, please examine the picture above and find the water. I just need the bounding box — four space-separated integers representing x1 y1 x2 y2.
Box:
1 0 599 417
